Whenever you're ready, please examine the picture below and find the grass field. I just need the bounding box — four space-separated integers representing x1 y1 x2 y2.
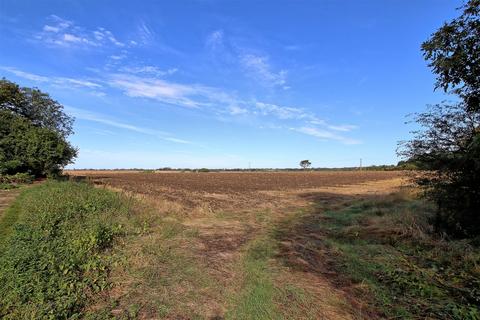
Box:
0 171 478 319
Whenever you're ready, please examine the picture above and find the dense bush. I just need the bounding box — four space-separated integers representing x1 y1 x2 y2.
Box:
0 181 133 319
0 110 77 176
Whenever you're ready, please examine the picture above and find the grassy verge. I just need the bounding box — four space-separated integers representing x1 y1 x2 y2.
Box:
0 181 136 319
226 236 281 319
226 231 323 320
108 216 216 319
289 190 480 319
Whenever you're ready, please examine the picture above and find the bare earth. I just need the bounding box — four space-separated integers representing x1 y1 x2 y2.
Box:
67 170 406 319
0 189 21 219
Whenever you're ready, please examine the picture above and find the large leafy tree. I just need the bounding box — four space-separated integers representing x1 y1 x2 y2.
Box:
0 110 77 176
400 0 480 237
0 79 74 138
0 79 77 176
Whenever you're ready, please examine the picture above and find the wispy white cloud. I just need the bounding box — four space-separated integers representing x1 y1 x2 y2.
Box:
205 30 289 89
119 65 178 77
137 21 155 45
309 119 358 132
229 105 248 115
0 66 101 89
107 73 239 110
132 20 182 55
55 77 101 88
205 30 224 49
35 15 125 48
240 54 287 89
292 127 361 145
2 64 359 145
109 54 127 61
66 106 191 144
94 27 124 46
43 25 60 33
108 74 207 108
0 67 49 82
254 102 310 120
106 72 359 144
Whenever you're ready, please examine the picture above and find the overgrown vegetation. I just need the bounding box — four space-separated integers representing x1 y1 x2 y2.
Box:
287 191 480 319
0 173 34 190
399 0 480 237
0 181 135 319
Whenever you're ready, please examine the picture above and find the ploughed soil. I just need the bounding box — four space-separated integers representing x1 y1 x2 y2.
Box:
67 170 405 212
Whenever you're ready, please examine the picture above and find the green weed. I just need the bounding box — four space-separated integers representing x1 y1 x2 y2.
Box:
0 181 134 319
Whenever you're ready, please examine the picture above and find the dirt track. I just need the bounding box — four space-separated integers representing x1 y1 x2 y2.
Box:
0 189 21 218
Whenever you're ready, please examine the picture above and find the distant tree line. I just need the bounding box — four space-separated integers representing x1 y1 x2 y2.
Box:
0 79 77 177
70 165 413 172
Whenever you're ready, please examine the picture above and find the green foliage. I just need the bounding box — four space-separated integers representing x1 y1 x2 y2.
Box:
0 78 74 137
0 173 34 184
0 181 133 319
299 159 311 169
0 110 77 176
400 0 480 237
422 0 480 112
314 194 480 319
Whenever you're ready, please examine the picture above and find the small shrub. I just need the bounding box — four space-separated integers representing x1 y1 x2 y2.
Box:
0 173 34 185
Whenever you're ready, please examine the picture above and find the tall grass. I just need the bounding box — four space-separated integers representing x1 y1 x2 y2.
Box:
0 181 135 319
313 191 480 319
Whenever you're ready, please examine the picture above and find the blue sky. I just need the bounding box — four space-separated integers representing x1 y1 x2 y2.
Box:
0 0 461 168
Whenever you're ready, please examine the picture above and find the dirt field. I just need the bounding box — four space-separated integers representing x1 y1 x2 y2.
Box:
66 170 406 319
67 171 405 212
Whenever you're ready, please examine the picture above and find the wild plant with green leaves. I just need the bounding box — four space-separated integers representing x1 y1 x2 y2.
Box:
0 181 134 319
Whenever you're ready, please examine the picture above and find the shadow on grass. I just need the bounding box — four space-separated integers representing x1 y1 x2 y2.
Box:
273 190 480 320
